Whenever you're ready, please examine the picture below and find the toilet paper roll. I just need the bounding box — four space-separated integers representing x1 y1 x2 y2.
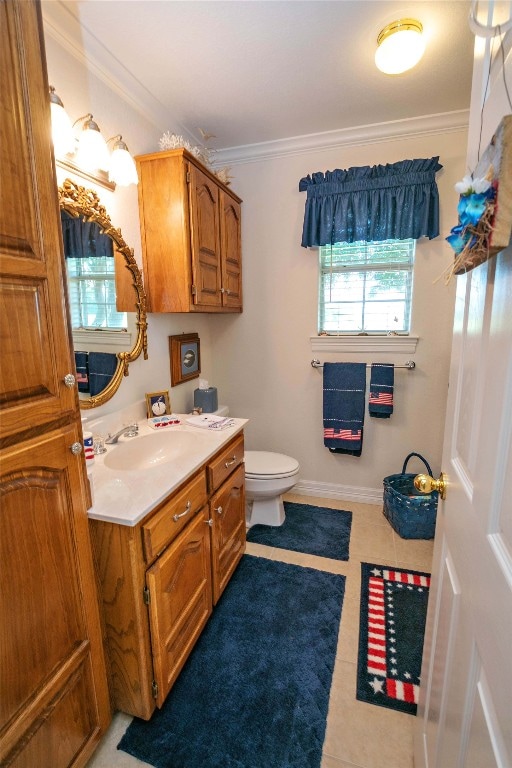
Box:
83 430 94 464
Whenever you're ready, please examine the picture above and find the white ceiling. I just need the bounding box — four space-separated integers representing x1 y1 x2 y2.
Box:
42 0 475 152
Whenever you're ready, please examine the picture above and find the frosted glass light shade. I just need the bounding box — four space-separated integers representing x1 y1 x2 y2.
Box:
49 87 75 156
75 116 110 171
375 19 425 75
109 139 139 186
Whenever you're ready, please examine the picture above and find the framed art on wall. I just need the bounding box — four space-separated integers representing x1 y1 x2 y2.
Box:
146 390 171 418
169 333 201 386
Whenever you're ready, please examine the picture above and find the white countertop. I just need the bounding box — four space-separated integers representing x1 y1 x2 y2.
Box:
87 416 248 527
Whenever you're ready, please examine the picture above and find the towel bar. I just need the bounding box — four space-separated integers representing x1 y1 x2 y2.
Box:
311 359 415 370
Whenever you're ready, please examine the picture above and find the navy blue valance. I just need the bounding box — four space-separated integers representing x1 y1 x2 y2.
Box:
61 210 114 259
299 157 442 247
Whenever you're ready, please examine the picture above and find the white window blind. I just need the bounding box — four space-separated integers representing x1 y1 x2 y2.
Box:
66 256 127 330
318 239 415 334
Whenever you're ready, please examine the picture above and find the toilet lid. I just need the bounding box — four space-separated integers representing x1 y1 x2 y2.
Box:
244 451 299 478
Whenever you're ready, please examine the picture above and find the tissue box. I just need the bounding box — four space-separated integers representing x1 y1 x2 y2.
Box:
194 386 218 413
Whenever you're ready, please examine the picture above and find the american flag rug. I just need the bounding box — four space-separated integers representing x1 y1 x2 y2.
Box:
356 562 430 715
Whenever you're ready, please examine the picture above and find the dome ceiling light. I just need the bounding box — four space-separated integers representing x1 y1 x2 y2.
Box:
375 18 425 75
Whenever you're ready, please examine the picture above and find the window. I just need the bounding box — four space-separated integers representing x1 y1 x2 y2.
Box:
318 239 415 334
66 255 127 330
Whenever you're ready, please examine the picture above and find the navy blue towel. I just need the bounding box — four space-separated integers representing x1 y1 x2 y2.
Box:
74 350 89 393
88 352 118 396
369 364 394 418
323 362 366 456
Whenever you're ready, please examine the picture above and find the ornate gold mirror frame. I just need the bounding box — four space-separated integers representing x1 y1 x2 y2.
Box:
58 178 148 409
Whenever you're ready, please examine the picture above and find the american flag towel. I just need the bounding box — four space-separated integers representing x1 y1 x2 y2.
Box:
369 363 394 418
323 362 366 456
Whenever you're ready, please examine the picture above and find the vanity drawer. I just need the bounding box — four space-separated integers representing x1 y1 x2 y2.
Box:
207 434 245 493
142 470 207 563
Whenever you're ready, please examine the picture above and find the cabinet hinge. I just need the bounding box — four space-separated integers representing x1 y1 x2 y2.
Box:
191 284 197 295
143 586 151 605
152 680 158 699
186 171 191 183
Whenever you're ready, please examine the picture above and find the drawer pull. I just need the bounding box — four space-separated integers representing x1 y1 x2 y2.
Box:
224 456 237 468
214 505 223 515
173 501 191 522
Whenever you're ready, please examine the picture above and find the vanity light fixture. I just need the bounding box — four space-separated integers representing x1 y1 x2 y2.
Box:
74 113 111 172
49 88 139 188
375 18 425 75
49 86 75 156
107 135 139 186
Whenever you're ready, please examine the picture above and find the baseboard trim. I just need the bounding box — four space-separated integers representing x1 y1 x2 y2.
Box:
291 479 383 506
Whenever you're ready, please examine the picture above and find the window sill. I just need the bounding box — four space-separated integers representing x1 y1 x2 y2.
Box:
310 335 419 354
72 330 133 349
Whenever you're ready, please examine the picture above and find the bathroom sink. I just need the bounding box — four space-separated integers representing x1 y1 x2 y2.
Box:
103 430 211 471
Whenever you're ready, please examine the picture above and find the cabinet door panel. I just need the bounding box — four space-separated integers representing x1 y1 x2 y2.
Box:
189 165 222 307
0 0 76 438
7 660 97 768
220 191 243 310
0 425 108 764
211 464 246 604
146 508 212 707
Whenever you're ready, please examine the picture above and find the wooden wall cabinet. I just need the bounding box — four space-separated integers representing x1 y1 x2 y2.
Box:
135 148 242 313
90 433 246 720
0 2 111 766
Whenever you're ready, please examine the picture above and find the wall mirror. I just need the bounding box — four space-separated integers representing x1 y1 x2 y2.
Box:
58 178 148 409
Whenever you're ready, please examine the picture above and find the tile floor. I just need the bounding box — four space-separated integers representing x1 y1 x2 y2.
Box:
87 492 434 768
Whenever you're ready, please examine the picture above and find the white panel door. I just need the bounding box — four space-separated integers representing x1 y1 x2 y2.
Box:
414 5 512 767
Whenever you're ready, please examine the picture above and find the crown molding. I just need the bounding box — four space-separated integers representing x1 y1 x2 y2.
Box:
214 110 470 166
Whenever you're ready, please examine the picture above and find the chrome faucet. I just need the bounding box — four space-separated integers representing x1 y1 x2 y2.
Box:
105 423 139 444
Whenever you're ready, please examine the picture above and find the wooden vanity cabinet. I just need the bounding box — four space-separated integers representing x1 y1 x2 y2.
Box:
210 463 246 604
207 434 246 604
135 148 242 313
146 506 213 708
89 433 246 720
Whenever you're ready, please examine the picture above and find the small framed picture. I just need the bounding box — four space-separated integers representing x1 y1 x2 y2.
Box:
169 333 201 386
146 390 171 418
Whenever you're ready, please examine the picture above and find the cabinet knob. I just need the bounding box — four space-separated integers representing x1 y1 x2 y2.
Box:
214 505 223 515
70 442 83 455
173 500 192 522
63 373 76 388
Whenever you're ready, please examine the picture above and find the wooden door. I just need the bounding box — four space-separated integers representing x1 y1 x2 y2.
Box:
0 426 110 766
145 508 212 707
0 2 110 765
414 6 512 765
0 0 78 439
189 164 222 307
220 191 243 310
210 464 246 604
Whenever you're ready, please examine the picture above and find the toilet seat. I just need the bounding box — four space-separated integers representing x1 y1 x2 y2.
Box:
244 451 299 480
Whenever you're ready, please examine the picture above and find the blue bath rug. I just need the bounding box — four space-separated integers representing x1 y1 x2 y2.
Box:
118 555 345 768
357 562 430 715
247 501 352 560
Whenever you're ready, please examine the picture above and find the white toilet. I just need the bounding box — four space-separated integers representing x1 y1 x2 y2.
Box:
244 450 300 527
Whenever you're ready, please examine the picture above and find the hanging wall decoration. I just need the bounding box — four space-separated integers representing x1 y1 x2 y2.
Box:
445 114 512 279
169 333 201 386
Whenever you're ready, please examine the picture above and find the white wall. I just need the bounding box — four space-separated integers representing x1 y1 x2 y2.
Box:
45 31 467 500
209 131 466 500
